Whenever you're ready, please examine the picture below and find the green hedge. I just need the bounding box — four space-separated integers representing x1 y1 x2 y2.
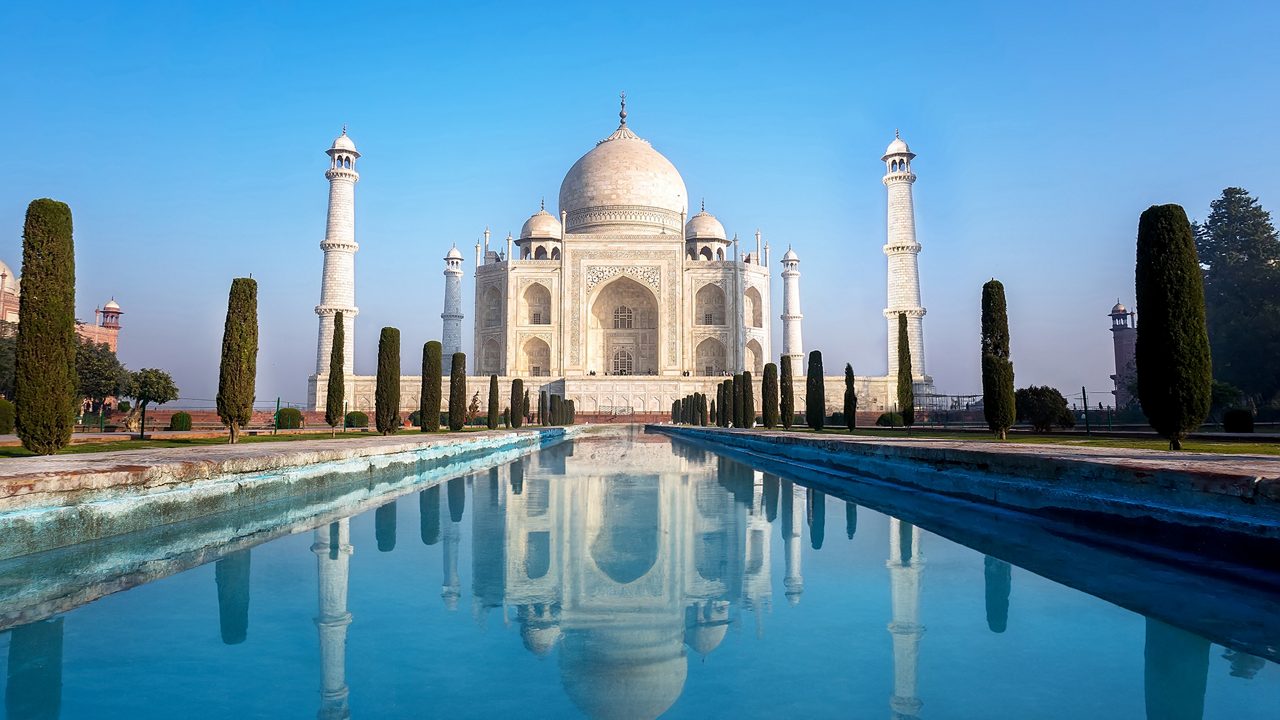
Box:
168 411 192 431
276 407 303 429
876 411 903 427
345 410 369 428
0 398 14 434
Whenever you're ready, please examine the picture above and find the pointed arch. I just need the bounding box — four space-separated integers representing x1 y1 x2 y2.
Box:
695 337 727 376
744 286 763 328
522 282 552 325
695 283 726 326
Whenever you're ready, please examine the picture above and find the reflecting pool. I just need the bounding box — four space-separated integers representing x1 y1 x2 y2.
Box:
1 427 1278 719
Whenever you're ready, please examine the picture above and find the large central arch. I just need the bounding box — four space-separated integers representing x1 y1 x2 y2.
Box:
588 276 659 375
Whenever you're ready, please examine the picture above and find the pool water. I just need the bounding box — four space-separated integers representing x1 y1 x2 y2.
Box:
1 428 1277 719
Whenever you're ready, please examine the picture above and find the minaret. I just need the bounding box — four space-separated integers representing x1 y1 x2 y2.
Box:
887 517 925 720
780 246 804 370
313 519 353 720
315 128 360 376
441 245 465 358
1109 301 1137 408
883 131 926 380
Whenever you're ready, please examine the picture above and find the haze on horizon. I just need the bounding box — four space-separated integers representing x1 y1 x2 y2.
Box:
2 1 1276 409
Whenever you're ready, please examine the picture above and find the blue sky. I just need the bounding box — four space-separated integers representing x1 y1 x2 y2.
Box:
2 1 1277 408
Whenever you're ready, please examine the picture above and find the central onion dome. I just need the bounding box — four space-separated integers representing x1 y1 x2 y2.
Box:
558 100 688 235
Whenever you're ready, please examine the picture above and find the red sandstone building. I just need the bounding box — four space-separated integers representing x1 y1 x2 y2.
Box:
1 259 123 351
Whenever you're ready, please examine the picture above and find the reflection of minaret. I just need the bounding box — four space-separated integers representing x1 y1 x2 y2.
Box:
1144 618 1209 720
742 473 773 635
442 478 465 610
5 618 63 720
781 481 805 605
313 520 353 720
472 467 507 622
984 556 1010 633
846 501 858 539
216 549 251 644
375 501 396 552
887 518 924 720
762 474 779 524
419 485 440 546
807 488 825 550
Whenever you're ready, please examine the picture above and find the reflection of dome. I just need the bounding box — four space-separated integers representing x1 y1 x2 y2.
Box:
521 621 563 657
558 114 688 235
521 206 563 240
684 207 726 241
684 602 730 656
560 628 688 720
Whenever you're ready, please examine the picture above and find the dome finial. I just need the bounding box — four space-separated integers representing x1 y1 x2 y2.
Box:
895 128 900 139
540 197 545 211
700 197 705 212
342 123 348 136
619 91 627 126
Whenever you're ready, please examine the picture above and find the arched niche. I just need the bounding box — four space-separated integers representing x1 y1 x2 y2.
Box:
588 276 658 376
695 283 725 326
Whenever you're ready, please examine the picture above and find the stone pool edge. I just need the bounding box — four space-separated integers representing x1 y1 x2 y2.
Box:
651 426 1280 538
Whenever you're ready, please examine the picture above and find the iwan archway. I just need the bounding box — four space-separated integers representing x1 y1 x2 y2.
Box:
588 276 659 376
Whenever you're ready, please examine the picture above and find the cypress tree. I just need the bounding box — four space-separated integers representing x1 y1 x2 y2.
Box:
523 389 531 424
897 314 915 428
448 352 466 431
805 350 825 431
1136 204 1213 450
550 394 562 426
710 398 717 425
539 391 549 426
729 375 741 428
762 362 779 429
510 378 524 428
742 371 755 428
325 312 345 435
486 375 500 429
780 355 795 429
981 280 1016 439
14 199 77 454
671 399 679 423
217 277 258 444
422 341 442 432
375 327 401 435
715 383 724 426
843 363 857 431
699 393 709 426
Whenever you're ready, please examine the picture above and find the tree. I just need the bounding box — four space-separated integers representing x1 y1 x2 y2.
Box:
897 314 915 428
15 199 78 454
510 378 524 429
125 368 178 440
741 371 754 428
76 337 129 419
448 352 466 431
375 327 400 435
780 355 795 429
805 350 824 431
843 363 857 431
487 375 500 430
550 394 562 426
325 312 345 435
710 399 717 425
671 399 679 424
1015 386 1075 433
715 382 725 427
762 362 779 429
1136 204 1213 450
1194 188 1280 402
730 375 742 428
523 389 530 424
421 341 442 433
981 280 1016 439
699 392 709 426
467 391 481 423
217 277 258 444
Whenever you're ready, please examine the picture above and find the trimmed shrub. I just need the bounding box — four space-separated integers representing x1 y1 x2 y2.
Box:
422 341 442 432
550 394 562 426
217 278 258 444
448 352 466 431
730 375 743 428
168 411 192 431
876 411 902 427
539 391 549 426
762 363 779 429
487 375 500 430
780 356 795 429
843 363 857 431
510 379 524 428
981 280 1016 439
742 371 754 428
1135 204 1213 450
345 410 369 428
15 199 78 454
375 328 401 435
805 351 824 431
897 314 914 427
325 312 345 431
276 407 303 430
1015 386 1075 432
0 398 13 434
117 400 131 414
1223 408 1255 433
409 409 422 426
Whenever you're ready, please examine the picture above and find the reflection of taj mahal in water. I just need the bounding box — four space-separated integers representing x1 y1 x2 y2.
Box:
309 432 929 720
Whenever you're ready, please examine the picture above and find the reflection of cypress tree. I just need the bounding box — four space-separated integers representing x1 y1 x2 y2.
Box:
419 486 440 545
375 502 397 552
1223 649 1266 679
807 489 825 549
6 618 63 720
984 556 1011 633
845 501 858 539
1144 618 1209 720
447 477 466 523
489 466 500 504
762 474 780 523
328 522 339 560
780 480 794 537
215 549 251 644
510 458 524 495
898 520 914 563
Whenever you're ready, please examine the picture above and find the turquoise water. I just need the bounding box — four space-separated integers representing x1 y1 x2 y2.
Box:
1 428 1278 719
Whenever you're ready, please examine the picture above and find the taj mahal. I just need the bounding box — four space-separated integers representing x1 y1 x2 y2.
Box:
307 98 933 418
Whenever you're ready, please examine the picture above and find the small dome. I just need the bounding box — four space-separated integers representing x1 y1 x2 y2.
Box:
781 246 799 262
103 298 121 312
684 207 726 241
521 207 563 240
882 131 914 161
1111 301 1128 315
445 245 464 261
330 129 358 153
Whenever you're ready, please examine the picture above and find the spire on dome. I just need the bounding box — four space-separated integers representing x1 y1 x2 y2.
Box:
619 91 627 126
700 198 705 212
540 197 545 212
